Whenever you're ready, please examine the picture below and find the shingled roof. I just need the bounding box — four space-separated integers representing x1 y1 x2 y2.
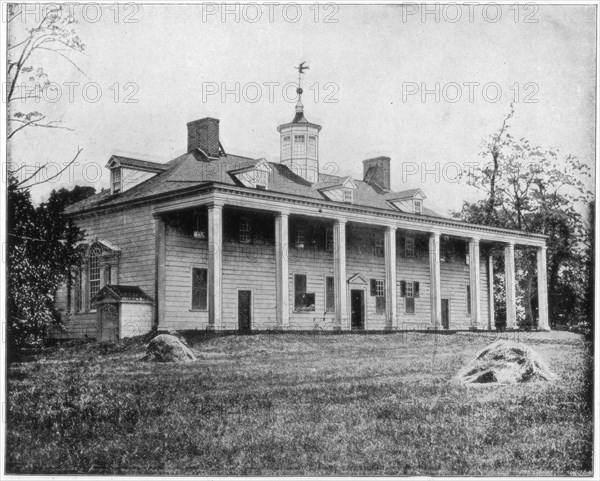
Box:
65 150 444 218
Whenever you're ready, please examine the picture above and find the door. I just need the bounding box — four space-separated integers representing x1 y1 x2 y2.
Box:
238 290 252 333
99 304 118 341
351 289 364 330
441 299 450 329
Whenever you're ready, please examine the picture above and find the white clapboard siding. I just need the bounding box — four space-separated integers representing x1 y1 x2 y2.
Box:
222 241 277 330
165 224 209 330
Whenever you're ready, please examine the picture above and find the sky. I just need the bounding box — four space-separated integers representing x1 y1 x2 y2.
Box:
7 3 597 215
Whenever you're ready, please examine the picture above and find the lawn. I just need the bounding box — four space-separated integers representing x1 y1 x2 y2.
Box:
5 330 593 475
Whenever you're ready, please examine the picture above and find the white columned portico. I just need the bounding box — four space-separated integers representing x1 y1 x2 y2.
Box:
208 203 223 330
275 211 290 328
537 245 550 331
384 226 397 329
469 237 481 329
334 218 348 330
504 242 517 329
488 254 495 330
429 231 442 329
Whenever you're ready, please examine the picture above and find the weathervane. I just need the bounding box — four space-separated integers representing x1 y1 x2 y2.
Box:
295 61 309 100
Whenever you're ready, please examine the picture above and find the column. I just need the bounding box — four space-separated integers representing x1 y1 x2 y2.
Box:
155 215 166 329
429 232 441 329
334 218 348 330
208 203 223 330
384 226 397 329
488 254 495 330
537 245 550 330
504 242 517 329
275 211 290 328
469 237 481 329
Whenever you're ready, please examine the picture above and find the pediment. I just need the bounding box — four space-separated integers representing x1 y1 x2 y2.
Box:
347 273 368 285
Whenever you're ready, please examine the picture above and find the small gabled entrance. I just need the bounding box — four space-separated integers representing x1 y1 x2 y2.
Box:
238 290 252 333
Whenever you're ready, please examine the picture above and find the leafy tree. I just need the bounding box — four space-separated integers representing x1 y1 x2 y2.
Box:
7 180 95 353
454 106 593 329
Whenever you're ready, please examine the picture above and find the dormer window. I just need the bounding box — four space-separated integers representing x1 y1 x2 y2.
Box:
414 200 422 214
343 188 353 203
253 170 268 190
111 168 122 194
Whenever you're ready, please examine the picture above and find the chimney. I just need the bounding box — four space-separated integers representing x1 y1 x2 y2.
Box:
187 117 221 157
363 156 391 191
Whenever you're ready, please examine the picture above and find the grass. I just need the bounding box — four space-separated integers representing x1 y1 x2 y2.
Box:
6 329 593 475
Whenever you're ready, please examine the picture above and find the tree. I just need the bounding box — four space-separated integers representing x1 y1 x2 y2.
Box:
7 179 95 352
7 4 85 184
7 5 91 354
454 107 593 328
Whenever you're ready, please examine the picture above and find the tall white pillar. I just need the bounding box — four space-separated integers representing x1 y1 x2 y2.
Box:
384 226 397 329
504 242 517 329
469 237 481 329
488 254 495 330
537 245 550 331
429 232 441 329
155 215 166 329
275 211 290 329
208 203 223 330
334 218 348 330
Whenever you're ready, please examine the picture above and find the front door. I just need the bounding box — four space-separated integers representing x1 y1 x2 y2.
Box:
351 289 364 330
238 290 252 333
441 299 450 329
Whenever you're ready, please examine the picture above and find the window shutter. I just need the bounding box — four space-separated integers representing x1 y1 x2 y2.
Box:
399 236 406 256
400 281 406 297
414 282 420 298
370 279 377 296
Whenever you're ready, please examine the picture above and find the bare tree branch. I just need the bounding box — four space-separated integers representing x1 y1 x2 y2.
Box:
16 148 83 189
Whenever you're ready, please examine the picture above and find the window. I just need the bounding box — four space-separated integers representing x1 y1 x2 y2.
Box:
371 279 386 314
294 274 315 311
414 199 422 214
104 265 112 285
441 240 450 262
77 268 83 312
405 236 415 258
239 218 251 243
343 188 353 203
112 168 122 193
191 268 208 310
400 280 420 314
325 227 334 252
253 170 268 189
193 211 207 239
293 134 306 156
282 135 291 159
466 285 471 316
89 245 102 303
308 135 317 157
374 240 384 257
325 276 335 312
295 224 305 249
